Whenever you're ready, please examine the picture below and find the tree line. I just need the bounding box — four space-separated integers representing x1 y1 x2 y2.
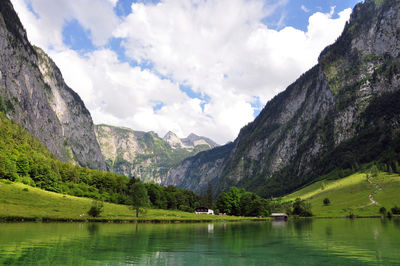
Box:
213 186 312 217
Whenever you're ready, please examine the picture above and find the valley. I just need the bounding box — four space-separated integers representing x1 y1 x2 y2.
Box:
1 0 400 264
0 0 399 223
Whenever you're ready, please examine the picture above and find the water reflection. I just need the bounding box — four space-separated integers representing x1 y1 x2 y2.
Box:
393 218 400 229
380 217 389 228
87 223 99 235
325 225 332 238
271 220 288 228
293 218 313 235
0 219 399 265
208 223 214 233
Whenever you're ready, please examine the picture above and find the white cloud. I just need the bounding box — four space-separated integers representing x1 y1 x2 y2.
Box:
11 0 119 48
113 1 351 142
48 48 241 143
108 0 118 7
301 5 310 13
11 0 352 144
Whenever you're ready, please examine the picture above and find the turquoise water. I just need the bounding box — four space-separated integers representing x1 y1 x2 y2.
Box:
0 219 399 265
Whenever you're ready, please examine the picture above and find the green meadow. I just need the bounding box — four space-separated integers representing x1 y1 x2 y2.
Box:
2 172 400 220
0 180 259 222
283 172 400 217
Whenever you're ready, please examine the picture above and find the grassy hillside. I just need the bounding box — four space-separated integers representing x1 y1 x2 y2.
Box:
283 172 400 217
0 180 258 222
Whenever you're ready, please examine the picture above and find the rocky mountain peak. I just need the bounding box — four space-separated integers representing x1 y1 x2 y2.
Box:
163 131 185 149
182 133 219 149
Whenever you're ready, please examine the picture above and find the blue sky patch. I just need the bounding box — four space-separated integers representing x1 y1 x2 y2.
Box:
179 84 203 99
62 19 95 54
251 96 264 118
152 101 165 112
26 1 40 19
107 37 130 62
179 84 210 112
114 0 160 17
262 0 361 31
200 94 211 112
114 0 134 17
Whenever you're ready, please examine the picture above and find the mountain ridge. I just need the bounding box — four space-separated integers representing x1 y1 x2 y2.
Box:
95 124 218 183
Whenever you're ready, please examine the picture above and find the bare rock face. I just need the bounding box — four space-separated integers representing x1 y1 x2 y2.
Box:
95 125 152 181
35 47 106 170
164 143 233 193
166 0 400 196
0 0 105 170
181 133 219 149
163 131 218 150
163 131 185 149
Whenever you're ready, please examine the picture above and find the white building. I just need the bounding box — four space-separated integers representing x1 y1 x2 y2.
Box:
195 207 214 215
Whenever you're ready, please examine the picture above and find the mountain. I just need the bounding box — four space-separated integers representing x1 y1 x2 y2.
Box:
163 131 185 149
181 133 219 149
0 0 105 170
163 131 218 150
165 0 400 196
95 124 217 183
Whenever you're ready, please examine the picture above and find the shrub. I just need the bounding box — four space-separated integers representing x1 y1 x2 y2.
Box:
379 207 387 216
391 206 400 215
15 176 35 186
323 198 331 206
87 200 104 217
1 179 12 185
348 212 356 219
178 205 193 213
292 198 313 217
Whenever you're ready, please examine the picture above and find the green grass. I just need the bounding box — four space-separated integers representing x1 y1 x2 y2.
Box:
282 172 400 217
0 180 259 222
3 171 400 220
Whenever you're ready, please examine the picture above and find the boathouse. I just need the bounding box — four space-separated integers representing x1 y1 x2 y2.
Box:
271 213 288 220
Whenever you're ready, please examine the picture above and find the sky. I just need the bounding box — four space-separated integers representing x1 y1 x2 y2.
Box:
11 0 362 144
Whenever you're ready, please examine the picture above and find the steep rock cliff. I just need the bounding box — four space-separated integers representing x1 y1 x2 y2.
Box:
166 0 400 196
0 0 105 170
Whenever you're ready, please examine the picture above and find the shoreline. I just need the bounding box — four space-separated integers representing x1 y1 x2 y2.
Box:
1 215 397 223
0 215 268 223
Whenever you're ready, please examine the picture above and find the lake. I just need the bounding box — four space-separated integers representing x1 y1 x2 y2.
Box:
0 218 399 265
